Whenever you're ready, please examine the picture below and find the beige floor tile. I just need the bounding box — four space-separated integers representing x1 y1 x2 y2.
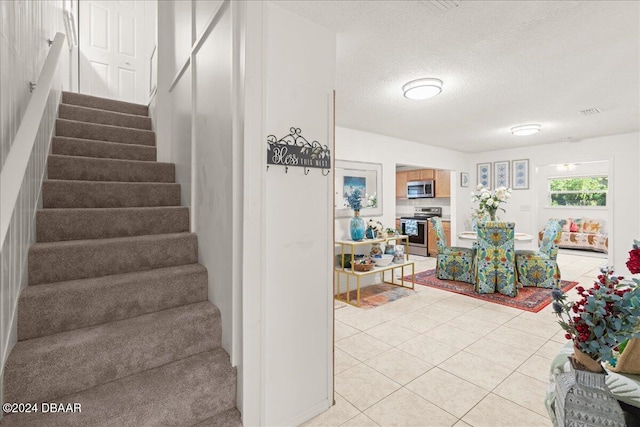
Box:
406 367 489 418
336 348 361 374
424 324 482 350
364 347 434 385
364 388 458 427
445 315 501 335
535 339 567 360
462 393 552 426
464 336 534 371
335 364 401 411
463 305 519 325
397 334 460 365
452 421 472 427
302 393 360 427
502 315 561 339
336 332 392 362
484 325 548 353
335 303 362 320
416 304 465 322
365 321 420 346
550 329 569 344
444 292 487 307
340 413 380 427
516 354 554 383
379 295 430 313
340 310 393 332
433 298 483 314
389 311 443 334
493 372 550 418
336 320 361 341
438 351 513 391
480 303 522 315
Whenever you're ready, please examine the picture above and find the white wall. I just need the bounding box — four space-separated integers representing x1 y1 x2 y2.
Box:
455 132 640 274
335 127 464 241
261 3 336 425
0 0 70 407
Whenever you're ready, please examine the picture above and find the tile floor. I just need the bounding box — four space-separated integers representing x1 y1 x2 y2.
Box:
305 251 606 427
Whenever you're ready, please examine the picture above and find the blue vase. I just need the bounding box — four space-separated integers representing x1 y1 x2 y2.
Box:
350 212 366 241
365 227 376 239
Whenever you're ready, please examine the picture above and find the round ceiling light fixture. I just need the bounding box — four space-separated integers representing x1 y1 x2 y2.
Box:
402 78 443 100
511 124 541 136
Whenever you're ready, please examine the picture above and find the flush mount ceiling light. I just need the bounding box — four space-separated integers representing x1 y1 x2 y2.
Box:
511 124 541 136
402 78 443 100
556 163 576 171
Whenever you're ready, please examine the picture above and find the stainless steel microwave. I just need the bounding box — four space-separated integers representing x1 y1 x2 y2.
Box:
407 180 435 198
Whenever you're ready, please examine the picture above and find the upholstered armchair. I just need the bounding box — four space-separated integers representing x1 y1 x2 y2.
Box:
475 222 517 297
429 218 475 284
515 219 564 288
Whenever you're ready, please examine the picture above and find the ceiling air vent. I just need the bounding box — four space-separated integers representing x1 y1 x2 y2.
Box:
419 1 461 12
580 108 601 116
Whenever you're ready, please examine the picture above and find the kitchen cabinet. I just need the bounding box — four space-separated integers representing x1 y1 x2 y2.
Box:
406 170 422 181
435 169 451 197
396 171 408 199
427 220 450 257
420 169 435 180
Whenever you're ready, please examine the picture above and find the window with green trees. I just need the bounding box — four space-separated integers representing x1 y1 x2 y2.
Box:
548 176 608 207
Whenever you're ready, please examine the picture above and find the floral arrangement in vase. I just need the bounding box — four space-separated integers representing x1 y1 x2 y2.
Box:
347 189 363 212
471 185 512 221
366 219 383 239
552 241 640 372
347 189 365 241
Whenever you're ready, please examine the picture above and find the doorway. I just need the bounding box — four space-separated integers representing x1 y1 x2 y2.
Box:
78 0 156 104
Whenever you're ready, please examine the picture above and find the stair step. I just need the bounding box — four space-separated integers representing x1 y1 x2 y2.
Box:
47 155 175 183
36 206 189 242
28 233 198 285
42 180 181 208
194 408 243 426
61 91 149 116
52 136 156 161
56 119 155 146
1 349 236 427
5 302 220 404
18 264 208 340
58 103 152 130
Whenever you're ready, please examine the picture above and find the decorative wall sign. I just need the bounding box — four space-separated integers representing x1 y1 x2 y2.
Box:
493 161 510 188
266 127 331 171
477 162 491 189
512 159 530 189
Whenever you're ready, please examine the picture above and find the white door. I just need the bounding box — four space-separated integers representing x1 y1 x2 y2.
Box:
79 0 145 104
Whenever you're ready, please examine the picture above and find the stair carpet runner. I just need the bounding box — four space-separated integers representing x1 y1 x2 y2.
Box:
1 92 241 426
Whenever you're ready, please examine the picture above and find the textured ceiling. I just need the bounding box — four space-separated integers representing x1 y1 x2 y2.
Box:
273 0 640 153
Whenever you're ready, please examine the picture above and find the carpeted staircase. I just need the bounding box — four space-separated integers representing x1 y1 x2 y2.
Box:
1 92 241 426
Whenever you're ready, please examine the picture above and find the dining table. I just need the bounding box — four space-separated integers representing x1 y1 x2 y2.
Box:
457 231 533 242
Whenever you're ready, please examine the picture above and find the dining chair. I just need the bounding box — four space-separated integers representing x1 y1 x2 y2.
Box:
515 219 564 288
429 217 475 284
475 221 517 297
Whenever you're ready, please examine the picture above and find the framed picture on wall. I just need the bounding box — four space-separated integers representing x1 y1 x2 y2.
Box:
335 160 383 218
512 159 530 190
460 172 469 187
477 163 491 189
493 161 510 188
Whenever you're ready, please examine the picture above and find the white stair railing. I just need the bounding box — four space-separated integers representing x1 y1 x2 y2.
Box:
0 32 66 245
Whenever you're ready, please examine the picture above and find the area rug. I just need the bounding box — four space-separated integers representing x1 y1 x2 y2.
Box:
335 283 416 309
406 269 578 313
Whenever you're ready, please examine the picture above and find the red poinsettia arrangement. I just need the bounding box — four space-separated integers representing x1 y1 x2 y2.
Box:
627 240 640 274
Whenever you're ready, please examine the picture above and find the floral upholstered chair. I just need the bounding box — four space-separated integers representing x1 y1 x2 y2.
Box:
429 217 475 284
515 219 564 288
475 222 517 297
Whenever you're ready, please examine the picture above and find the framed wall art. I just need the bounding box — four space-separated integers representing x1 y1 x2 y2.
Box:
477 162 491 189
512 159 530 190
460 172 469 188
493 161 510 188
335 160 382 218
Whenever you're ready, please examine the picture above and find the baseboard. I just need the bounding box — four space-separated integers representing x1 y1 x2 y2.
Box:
279 398 331 427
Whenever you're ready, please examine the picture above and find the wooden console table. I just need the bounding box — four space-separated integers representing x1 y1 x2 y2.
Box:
334 235 415 307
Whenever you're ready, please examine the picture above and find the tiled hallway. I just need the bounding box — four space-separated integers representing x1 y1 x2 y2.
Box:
307 252 605 426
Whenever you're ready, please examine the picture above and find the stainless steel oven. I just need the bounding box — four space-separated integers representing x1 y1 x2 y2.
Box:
400 207 442 257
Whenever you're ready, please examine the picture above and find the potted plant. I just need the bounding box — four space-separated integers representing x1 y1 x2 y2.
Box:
551 252 640 372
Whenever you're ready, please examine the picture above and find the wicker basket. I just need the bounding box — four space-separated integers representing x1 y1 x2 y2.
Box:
353 263 374 272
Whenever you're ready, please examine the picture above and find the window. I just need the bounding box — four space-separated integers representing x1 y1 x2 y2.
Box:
548 176 608 207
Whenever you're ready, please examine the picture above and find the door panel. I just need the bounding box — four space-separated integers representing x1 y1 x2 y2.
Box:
80 0 145 103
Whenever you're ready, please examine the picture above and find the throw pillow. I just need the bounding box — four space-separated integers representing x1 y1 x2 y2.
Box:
583 219 603 233
569 222 578 232
572 218 584 232
561 219 570 232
